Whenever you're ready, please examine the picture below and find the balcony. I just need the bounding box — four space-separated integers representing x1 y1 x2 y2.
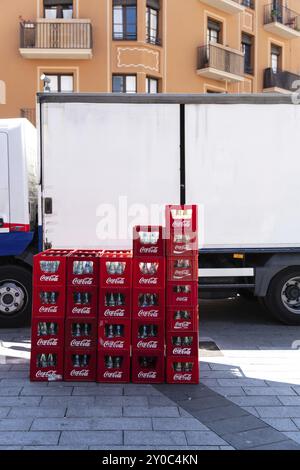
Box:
19 20 93 59
263 67 300 94
201 0 245 14
197 43 244 83
264 4 300 39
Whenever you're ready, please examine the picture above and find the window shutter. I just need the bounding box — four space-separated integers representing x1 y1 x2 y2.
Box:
114 0 137 6
208 20 221 32
147 0 160 9
242 34 252 45
44 0 73 5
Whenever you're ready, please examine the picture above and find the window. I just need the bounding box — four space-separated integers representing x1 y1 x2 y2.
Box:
146 0 160 45
112 75 137 93
271 44 282 73
242 33 254 75
43 0 73 19
146 77 159 93
207 19 222 44
241 0 254 8
42 74 74 92
113 0 137 40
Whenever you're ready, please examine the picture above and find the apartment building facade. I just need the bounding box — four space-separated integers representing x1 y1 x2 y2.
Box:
1 0 300 123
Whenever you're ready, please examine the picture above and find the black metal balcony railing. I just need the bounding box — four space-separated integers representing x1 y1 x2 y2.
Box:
198 44 244 77
264 67 300 91
20 108 36 126
264 3 300 31
20 21 92 49
146 34 162 46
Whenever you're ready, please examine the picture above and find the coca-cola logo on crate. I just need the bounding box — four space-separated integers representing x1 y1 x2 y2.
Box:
137 309 159 318
103 340 125 349
70 369 89 377
39 306 58 314
172 220 191 229
174 270 190 278
140 246 158 254
72 278 93 286
37 338 58 347
174 244 191 253
137 340 158 349
104 309 125 317
174 321 191 330
40 275 59 283
139 277 158 285
176 296 188 302
172 347 192 355
35 370 57 378
70 339 91 348
72 306 91 315
174 373 192 381
138 371 157 379
106 278 125 285
103 371 123 379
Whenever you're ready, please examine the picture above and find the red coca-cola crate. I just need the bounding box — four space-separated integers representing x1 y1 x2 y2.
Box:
31 317 65 349
133 226 165 257
166 356 199 384
100 251 132 288
133 257 165 288
67 250 101 287
98 287 131 320
30 347 64 382
165 205 198 234
66 286 98 318
132 351 164 384
98 319 131 351
132 319 165 352
167 256 198 282
166 307 199 332
166 331 199 357
132 288 165 320
97 351 130 383
166 232 198 257
34 250 72 287
166 281 198 307
64 348 96 382
65 318 97 350
32 286 66 318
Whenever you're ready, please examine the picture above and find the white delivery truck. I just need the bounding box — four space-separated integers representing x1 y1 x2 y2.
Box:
0 119 38 326
2 93 300 326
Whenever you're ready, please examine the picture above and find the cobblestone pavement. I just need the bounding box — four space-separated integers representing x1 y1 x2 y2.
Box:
0 297 299 450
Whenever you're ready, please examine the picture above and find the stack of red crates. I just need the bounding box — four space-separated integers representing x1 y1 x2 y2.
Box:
165 205 199 384
131 226 165 384
97 251 132 383
30 250 71 381
64 250 100 382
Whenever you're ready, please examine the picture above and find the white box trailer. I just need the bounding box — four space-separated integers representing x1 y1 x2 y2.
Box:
1 93 300 326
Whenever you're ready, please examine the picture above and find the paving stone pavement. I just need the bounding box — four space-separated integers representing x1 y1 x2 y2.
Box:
0 298 300 450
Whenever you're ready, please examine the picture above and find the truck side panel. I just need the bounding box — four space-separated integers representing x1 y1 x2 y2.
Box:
42 102 181 249
185 104 300 249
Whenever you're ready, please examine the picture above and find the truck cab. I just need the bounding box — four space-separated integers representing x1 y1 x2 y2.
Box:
0 119 38 326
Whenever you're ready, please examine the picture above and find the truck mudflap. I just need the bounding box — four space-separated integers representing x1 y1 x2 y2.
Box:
0 232 34 256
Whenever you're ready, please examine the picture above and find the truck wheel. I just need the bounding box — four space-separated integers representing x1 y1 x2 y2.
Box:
266 269 300 325
0 265 32 328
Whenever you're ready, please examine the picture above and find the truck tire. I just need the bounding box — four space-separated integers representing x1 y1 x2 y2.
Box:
0 265 32 328
265 268 300 325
